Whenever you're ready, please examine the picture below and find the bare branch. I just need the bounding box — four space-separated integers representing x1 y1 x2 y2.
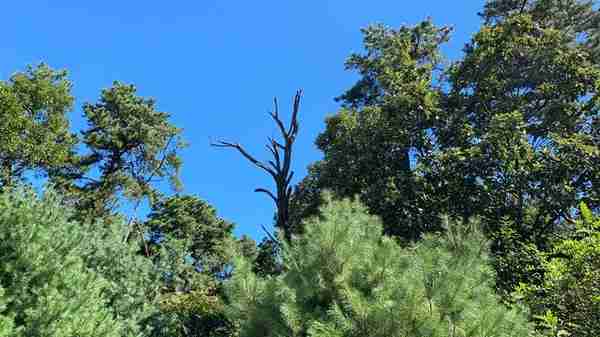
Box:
268 137 285 149
211 140 277 177
267 137 282 169
261 224 280 246
269 97 288 139
285 170 295 186
212 89 303 242
255 188 277 203
288 90 302 136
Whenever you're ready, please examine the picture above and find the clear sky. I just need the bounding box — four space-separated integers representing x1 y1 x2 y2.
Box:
1 1 486 241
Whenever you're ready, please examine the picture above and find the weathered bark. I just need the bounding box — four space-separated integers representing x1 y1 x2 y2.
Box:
212 90 302 242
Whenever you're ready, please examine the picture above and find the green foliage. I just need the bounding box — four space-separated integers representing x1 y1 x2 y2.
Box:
292 21 451 240
226 195 534 337
0 2 598 336
0 287 19 337
141 194 238 337
0 187 153 337
0 64 76 188
82 210 162 336
53 82 185 220
153 287 234 337
288 9 599 326
252 238 283 277
291 0 599 243
515 203 600 337
144 195 235 277
481 0 600 59
434 8 600 300
489 220 547 299
444 6 599 219
237 235 259 262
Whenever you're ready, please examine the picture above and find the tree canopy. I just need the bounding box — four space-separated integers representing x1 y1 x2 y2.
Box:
0 1 599 336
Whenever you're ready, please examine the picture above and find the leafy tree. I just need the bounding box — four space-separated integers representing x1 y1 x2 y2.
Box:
291 21 451 241
141 194 238 337
226 195 534 337
144 195 235 277
431 7 600 296
0 187 157 337
481 0 600 59
515 203 600 337
442 11 599 208
0 64 76 189
52 82 185 221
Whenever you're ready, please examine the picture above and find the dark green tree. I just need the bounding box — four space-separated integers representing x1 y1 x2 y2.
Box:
432 8 600 295
291 21 451 241
252 238 283 277
141 194 237 337
144 194 235 278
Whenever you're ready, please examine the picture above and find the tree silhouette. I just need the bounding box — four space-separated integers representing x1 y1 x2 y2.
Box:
212 90 302 242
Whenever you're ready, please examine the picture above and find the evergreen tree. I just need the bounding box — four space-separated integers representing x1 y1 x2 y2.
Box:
143 195 235 277
0 187 151 337
226 195 534 337
52 82 185 221
0 64 77 189
0 287 18 337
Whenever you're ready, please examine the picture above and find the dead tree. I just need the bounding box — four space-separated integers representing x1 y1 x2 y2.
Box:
212 90 302 242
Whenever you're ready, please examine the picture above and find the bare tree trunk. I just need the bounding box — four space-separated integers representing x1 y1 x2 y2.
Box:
212 90 303 242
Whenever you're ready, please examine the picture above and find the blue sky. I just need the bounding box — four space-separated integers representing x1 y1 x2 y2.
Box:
1 1 485 241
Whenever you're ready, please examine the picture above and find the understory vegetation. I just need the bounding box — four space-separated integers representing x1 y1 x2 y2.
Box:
0 0 599 336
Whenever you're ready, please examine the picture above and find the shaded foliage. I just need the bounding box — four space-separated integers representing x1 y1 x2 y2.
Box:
140 194 238 337
514 203 600 337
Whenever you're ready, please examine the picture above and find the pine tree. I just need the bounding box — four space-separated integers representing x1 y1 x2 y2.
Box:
0 186 160 337
226 195 535 337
